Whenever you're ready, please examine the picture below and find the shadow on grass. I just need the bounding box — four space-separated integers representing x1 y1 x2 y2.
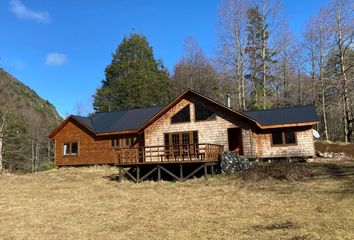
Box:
252 221 299 231
311 162 354 196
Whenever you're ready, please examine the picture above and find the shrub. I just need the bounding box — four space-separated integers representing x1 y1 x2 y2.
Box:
40 162 57 171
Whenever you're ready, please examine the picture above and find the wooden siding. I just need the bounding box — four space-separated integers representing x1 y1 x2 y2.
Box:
53 121 141 166
144 98 257 159
256 127 315 158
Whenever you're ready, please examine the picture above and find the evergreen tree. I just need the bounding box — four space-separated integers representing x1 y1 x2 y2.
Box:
93 33 170 111
245 6 276 110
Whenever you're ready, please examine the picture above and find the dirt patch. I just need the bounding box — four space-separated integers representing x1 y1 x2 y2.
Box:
315 141 354 157
241 161 313 181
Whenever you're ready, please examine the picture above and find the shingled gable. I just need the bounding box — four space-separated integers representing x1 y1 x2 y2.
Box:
136 89 262 133
49 89 319 138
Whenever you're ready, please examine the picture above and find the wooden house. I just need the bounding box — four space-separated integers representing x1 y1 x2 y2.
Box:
49 90 318 181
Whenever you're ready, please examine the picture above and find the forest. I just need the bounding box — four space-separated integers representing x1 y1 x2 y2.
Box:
94 0 353 144
0 0 353 173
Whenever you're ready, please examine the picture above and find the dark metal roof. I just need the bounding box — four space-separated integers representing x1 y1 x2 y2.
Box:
243 105 319 126
72 106 164 133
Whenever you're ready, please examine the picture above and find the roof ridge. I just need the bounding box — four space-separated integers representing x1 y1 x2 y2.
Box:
244 104 314 113
93 105 165 115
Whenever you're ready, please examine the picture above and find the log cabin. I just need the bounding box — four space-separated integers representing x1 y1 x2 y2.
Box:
49 90 319 181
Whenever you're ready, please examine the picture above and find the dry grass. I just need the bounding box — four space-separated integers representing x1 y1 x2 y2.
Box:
1 159 354 240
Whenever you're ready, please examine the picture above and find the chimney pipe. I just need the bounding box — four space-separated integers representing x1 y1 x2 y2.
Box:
227 94 231 108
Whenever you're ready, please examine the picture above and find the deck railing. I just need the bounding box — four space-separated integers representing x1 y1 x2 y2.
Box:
113 143 224 165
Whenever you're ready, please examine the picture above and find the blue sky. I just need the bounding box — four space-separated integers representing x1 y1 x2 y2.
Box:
0 0 329 116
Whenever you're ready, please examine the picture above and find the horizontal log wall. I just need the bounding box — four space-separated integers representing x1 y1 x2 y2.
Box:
53 122 141 166
256 127 315 158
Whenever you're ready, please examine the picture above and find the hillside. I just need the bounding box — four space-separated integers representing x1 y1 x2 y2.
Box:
0 159 353 239
0 68 62 171
0 68 61 123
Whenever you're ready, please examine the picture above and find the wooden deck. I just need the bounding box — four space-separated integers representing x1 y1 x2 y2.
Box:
112 143 224 182
112 143 224 165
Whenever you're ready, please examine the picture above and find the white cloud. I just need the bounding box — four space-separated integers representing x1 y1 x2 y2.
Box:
9 0 50 23
45 53 67 66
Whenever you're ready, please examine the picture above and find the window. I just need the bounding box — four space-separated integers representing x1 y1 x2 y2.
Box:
63 142 78 156
164 131 198 146
271 130 297 146
171 105 190 124
111 139 120 148
284 131 296 144
164 131 199 158
63 143 70 155
272 131 283 145
195 103 216 121
111 137 137 148
125 138 130 146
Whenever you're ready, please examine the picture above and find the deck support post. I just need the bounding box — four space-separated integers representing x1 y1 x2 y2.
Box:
159 165 180 181
140 167 157 182
204 164 208 179
136 165 140 183
179 164 184 181
157 165 161 181
211 164 214 177
118 167 123 182
184 164 205 180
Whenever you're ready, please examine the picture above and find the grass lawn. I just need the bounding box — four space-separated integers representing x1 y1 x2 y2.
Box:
1 159 353 240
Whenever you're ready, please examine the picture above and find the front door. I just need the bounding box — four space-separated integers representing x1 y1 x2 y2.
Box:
227 128 243 155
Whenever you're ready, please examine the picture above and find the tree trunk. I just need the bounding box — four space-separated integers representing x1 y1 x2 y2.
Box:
297 68 302 105
283 53 288 105
31 135 35 173
0 112 7 172
310 48 316 105
36 141 40 172
240 63 246 110
47 140 51 163
261 27 267 109
319 21 329 141
0 135 3 172
336 1 352 142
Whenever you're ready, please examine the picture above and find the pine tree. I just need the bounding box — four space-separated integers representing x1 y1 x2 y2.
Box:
93 33 170 111
245 6 276 110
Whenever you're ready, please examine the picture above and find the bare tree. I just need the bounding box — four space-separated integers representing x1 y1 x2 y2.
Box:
0 111 7 172
273 26 298 106
171 37 219 100
332 0 353 142
217 0 250 110
303 9 332 141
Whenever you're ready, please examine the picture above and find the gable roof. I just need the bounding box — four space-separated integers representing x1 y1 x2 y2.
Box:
77 106 164 134
243 105 319 128
136 89 260 133
49 90 319 138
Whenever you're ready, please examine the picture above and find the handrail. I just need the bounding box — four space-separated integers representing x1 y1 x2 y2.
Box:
112 143 224 164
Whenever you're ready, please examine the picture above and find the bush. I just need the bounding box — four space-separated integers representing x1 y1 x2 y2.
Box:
39 162 57 171
241 161 313 181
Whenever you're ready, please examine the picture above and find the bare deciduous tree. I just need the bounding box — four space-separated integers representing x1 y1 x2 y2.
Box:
332 0 353 142
217 0 250 110
171 37 220 100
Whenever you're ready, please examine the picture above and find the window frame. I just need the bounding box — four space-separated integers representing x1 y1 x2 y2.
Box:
111 137 137 149
194 103 216 122
63 141 79 156
164 131 199 158
171 104 191 124
271 130 297 147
